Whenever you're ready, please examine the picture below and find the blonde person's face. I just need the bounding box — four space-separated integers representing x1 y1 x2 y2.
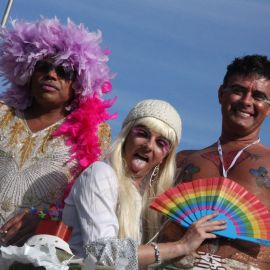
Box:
123 125 171 180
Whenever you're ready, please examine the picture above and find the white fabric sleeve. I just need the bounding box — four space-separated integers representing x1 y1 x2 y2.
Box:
67 161 119 245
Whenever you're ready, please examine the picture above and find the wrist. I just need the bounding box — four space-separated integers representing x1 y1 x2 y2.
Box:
175 240 189 257
150 242 162 265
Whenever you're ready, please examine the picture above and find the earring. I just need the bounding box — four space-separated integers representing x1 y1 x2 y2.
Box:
65 104 72 112
149 164 160 187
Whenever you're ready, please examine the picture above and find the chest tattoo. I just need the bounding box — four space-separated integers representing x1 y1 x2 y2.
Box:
250 166 270 188
202 150 251 169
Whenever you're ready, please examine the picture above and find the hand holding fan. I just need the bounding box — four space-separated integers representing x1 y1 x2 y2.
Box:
150 177 270 246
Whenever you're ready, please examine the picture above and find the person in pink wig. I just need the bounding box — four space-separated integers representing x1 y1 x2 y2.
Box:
0 17 115 246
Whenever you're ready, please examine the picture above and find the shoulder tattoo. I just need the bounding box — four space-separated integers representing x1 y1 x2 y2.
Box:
250 166 270 188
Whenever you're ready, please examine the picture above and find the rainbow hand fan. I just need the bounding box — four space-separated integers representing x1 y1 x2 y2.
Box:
150 177 270 246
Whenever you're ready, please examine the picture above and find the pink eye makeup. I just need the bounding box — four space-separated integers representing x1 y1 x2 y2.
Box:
131 126 149 137
131 126 171 152
156 138 171 153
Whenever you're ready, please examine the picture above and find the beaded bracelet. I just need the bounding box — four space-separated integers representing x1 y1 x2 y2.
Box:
150 242 161 265
29 204 63 221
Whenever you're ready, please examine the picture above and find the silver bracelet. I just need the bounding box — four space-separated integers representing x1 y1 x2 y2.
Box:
150 242 161 265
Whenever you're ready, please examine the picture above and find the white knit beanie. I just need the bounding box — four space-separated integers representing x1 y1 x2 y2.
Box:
123 99 182 142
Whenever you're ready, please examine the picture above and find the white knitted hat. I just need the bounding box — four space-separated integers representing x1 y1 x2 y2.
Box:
123 99 182 142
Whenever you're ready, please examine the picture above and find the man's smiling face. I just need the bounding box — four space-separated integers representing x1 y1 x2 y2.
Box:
219 73 270 137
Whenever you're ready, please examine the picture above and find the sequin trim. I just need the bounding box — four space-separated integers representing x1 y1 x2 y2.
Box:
85 237 139 270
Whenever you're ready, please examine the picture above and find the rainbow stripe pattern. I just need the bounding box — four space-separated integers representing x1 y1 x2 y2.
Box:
150 177 270 246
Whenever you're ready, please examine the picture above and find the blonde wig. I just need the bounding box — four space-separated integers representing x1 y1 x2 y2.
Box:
109 117 178 242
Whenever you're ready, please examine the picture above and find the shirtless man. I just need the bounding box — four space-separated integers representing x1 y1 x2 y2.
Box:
162 55 270 270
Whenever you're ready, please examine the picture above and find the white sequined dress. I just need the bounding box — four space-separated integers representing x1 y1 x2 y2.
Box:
0 103 75 226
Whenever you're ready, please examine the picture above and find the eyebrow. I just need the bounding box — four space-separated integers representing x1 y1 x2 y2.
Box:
135 125 149 131
135 125 170 140
227 84 269 96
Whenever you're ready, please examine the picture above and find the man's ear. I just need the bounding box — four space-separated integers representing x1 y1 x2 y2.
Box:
218 85 224 104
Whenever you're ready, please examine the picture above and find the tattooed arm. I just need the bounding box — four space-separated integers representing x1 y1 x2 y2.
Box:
175 150 200 184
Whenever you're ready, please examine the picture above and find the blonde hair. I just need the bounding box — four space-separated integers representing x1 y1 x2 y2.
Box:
109 117 178 242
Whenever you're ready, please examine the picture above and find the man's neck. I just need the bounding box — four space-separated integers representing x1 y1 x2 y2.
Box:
219 132 260 148
24 105 66 133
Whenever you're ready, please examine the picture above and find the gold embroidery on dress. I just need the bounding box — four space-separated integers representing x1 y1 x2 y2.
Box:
1 197 14 213
0 106 76 226
66 168 75 181
38 126 55 154
7 121 25 147
20 135 36 167
0 108 14 129
98 122 111 152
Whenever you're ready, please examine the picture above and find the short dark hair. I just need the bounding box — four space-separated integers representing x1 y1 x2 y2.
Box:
223 54 270 86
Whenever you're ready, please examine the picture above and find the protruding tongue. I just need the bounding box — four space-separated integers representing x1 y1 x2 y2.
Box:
131 158 147 173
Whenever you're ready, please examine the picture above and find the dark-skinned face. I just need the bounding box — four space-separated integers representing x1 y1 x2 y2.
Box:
30 59 75 110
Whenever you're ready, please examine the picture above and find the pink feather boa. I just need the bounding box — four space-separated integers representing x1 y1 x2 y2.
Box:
53 95 117 202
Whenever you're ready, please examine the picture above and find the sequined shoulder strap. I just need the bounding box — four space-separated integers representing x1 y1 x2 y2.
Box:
98 122 112 154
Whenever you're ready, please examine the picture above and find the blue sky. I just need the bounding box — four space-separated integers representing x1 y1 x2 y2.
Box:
0 0 270 151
